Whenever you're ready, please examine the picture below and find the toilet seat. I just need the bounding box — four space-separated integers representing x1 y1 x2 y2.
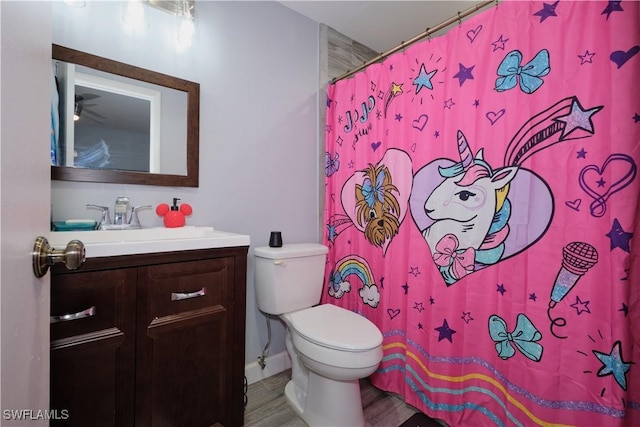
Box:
288 304 382 351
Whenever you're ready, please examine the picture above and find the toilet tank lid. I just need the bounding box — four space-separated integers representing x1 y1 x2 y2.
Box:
254 243 328 259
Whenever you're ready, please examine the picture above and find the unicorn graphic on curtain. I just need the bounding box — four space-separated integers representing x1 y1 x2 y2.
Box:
423 130 517 284
417 95 604 285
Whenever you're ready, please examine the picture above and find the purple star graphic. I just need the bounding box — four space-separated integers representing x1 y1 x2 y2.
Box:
453 63 475 87
435 319 456 343
570 296 591 315
409 266 420 277
534 1 559 22
529 293 537 301
577 148 587 158
395 113 403 122
414 302 425 313
429 296 435 305
606 218 633 253
434 130 440 138
418 323 423 330
578 50 596 65
596 178 606 187
326 96 333 108
633 113 640 123
492 34 509 51
402 283 409 294
444 98 455 109
461 312 474 324
620 303 629 317
602 1 623 20
555 98 603 139
497 283 507 295
473 99 480 108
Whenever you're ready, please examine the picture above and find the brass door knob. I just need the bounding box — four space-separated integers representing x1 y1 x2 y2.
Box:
32 236 86 278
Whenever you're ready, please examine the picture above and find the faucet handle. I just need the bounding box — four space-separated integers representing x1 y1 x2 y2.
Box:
129 205 152 228
86 204 112 229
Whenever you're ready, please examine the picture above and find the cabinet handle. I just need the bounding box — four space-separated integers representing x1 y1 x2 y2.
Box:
50 306 96 324
171 287 207 301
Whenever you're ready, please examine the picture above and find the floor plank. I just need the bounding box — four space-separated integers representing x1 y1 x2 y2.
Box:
244 369 424 427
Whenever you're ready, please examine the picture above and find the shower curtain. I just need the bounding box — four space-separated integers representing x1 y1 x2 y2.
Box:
322 1 639 425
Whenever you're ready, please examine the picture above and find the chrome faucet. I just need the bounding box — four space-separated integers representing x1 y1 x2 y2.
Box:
87 198 151 230
113 197 130 225
86 204 112 229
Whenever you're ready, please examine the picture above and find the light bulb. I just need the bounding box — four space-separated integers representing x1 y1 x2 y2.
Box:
123 0 148 30
177 16 195 47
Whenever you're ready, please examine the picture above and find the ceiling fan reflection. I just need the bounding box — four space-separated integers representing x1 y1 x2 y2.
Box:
74 94 106 123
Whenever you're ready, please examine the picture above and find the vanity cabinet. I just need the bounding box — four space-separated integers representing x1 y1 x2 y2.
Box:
50 246 248 427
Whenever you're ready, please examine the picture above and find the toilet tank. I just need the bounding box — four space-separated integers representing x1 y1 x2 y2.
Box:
254 243 329 315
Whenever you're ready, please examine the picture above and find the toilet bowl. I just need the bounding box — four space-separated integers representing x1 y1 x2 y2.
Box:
282 304 383 426
253 244 383 426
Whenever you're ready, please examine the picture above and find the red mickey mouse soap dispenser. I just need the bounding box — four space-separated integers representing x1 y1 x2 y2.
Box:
156 198 193 228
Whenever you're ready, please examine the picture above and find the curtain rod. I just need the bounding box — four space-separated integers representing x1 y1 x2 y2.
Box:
331 0 496 83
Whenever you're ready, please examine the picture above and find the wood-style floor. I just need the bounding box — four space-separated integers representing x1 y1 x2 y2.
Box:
244 369 444 427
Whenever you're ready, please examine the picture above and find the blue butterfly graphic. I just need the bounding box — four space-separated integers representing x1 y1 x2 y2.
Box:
495 49 550 94
361 169 386 208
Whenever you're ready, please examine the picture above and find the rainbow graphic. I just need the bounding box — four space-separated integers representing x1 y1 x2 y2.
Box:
329 254 380 307
333 255 375 287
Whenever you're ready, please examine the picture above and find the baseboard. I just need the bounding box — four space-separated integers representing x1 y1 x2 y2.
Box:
245 351 291 385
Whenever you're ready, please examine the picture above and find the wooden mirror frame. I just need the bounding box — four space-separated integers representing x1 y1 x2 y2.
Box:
51 44 200 187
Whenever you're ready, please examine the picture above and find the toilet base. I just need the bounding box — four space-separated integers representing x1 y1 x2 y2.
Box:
285 370 365 427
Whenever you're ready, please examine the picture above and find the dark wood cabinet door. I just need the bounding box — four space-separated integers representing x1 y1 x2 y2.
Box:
135 257 235 427
50 268 137 427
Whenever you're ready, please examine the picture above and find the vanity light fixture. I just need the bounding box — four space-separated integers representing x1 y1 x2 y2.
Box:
123 0 148 30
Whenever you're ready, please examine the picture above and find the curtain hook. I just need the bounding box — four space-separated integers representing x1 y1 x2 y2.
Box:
458 11 462 26
425 28 432 42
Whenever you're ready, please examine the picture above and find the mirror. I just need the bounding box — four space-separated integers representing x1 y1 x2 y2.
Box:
51 44 200 187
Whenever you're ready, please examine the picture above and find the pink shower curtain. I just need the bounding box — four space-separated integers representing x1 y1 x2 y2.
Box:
322 1 639 425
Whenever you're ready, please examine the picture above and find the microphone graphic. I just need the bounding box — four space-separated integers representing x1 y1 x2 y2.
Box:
548 242 598 339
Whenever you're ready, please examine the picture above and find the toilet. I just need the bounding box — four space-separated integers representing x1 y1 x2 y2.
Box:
254 243 383 427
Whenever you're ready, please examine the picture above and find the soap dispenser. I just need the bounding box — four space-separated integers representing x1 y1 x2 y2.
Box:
156 198 192 228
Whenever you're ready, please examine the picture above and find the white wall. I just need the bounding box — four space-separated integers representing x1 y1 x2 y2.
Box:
1 2 53 424
51 1 321 372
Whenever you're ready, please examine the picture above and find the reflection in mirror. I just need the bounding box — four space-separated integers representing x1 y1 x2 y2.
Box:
51 44 200 187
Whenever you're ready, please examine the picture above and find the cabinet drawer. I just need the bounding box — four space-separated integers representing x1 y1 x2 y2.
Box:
51 269 137 341
141 257 234 319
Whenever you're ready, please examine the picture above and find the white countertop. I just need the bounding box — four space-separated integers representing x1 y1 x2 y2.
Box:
49 226 250 258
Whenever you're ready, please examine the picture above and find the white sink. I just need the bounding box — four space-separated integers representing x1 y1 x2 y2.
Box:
49 226 250 258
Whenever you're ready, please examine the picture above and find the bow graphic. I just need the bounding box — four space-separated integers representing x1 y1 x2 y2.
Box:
361 169 386 208
495 49 550 94
433 234 475 280
489 314 543 361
